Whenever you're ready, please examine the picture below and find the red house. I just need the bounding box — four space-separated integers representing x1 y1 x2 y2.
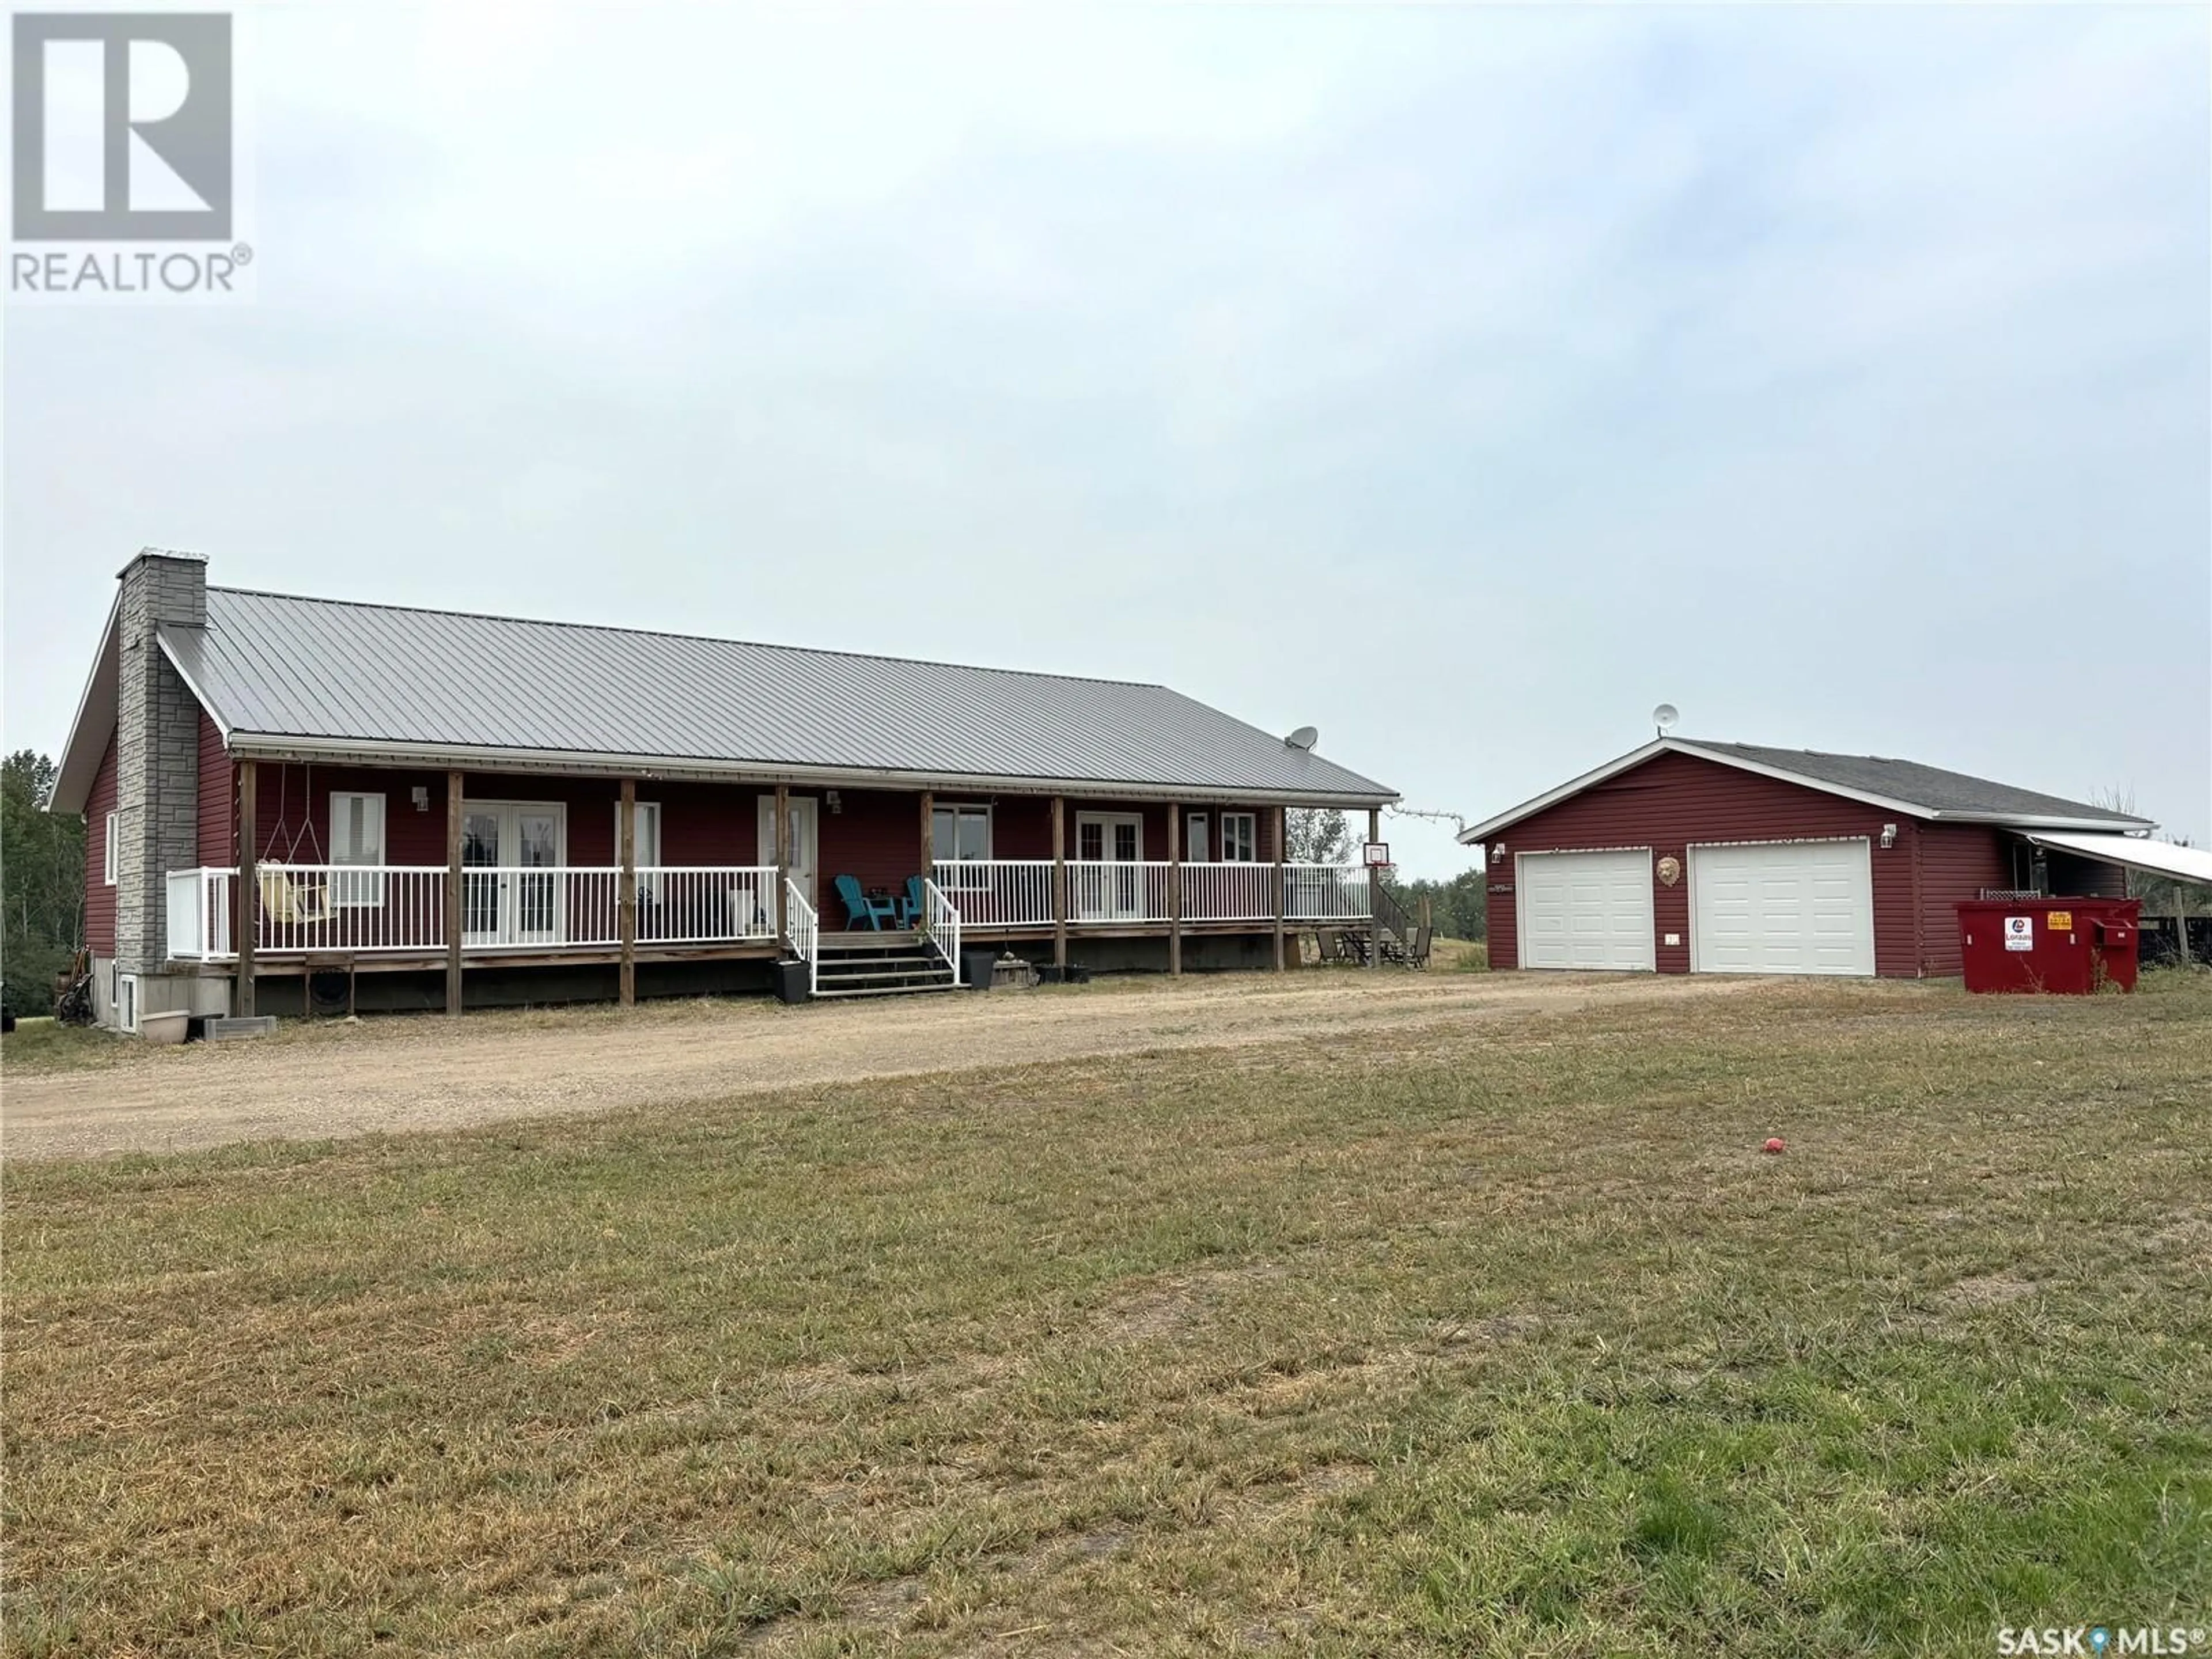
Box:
1460 737 2158 978
53 551 1396 1030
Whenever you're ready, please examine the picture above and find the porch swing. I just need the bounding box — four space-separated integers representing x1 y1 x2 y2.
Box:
253 765 332 927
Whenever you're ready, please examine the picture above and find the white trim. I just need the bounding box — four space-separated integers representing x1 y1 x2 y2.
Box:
220 732 1397 810
1684 835 1874 850
328 791 389 907
1221 811 1257 863
53 594 122 815
104 810 119 885
1459 738 2154 843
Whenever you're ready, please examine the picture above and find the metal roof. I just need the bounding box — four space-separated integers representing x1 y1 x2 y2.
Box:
2022 830 2212 887
1459 737 2154 842
147 587 1395 804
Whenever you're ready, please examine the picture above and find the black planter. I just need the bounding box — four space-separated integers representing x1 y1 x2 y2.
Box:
961 946 999 990
773 960 812 1003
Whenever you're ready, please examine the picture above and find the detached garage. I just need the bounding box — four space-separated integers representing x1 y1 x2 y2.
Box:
1461 739 2154 979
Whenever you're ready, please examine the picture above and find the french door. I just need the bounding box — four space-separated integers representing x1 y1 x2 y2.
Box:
461 802 566 947
1075 812 1143 921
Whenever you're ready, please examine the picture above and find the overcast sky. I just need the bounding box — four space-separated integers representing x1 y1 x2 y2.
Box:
4 4 2207 876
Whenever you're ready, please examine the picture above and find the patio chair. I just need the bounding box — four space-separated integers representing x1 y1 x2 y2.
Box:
896 875 926 928
834 873 900 931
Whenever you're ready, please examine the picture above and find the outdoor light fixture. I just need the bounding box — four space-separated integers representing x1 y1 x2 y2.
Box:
825 790 842 813
411 786 429 811
1881 823 1897 849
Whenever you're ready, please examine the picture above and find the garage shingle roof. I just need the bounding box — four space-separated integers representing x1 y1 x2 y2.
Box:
157 587 1395 804
1680 741 2147 826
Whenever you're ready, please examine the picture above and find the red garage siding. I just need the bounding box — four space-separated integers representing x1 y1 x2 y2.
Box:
85 734 119 956
1483 750 1982 978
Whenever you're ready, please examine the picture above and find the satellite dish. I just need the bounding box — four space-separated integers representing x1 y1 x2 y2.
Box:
1652 703 1679 736
1286 725 1319 752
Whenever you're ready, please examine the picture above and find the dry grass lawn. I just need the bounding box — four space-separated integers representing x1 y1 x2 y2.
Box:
5 973 2209 1656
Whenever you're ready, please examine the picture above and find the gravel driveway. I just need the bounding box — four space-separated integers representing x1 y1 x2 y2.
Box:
2 971 1754 1160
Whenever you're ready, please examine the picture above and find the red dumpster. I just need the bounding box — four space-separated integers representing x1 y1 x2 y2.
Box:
1955 897 2141 994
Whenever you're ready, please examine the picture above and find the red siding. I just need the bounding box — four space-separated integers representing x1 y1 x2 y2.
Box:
198 710 234 866
1915 823 2010 978
1484 750 1965 979
85 735 119 956
235 768 1294 931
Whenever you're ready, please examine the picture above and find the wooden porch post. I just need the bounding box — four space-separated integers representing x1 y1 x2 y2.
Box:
1271 803 1286 974
1168 802 1182 976
1366 806 1382 972
445 770 464 1016
1051 795 1067 968
618 778 637 1007
774 782 791 951
919 790 934 888
234 759 257 1017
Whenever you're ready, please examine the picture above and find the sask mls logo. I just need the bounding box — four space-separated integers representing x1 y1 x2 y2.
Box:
10 12 249 297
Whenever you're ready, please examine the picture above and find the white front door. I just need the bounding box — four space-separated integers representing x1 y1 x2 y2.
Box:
1516 849 1654 971
461 801 567 947
1690 839 1875 976
1075 812 1144 920
757 795 820 923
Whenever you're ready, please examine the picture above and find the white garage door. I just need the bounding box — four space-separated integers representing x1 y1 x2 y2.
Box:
1690 839 1875 976
1517 849 1654 971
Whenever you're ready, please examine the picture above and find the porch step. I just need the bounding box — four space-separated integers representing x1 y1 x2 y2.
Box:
810 979 960 1000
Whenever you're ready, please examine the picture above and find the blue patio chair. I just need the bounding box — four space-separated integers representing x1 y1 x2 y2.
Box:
834 873 900 931
897 875 926 928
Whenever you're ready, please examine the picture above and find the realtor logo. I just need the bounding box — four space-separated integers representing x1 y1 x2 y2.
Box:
12 12 233 241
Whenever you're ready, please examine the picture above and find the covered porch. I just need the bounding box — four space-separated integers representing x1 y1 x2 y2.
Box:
165 760 1383 1010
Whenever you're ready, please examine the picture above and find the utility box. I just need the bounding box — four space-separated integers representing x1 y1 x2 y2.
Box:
1955 897 2141 994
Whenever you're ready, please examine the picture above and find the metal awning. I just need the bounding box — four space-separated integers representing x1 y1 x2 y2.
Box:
2021 830 2212 887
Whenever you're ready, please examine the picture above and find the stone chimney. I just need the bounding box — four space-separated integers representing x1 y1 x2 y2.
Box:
113 548 208 974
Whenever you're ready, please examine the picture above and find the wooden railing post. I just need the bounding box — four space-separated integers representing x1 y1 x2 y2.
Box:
1051 796 1067 968
774 783 791 952
618 778 637 1007
445 770 464 1015
919 790 934 892
1366 805 1381 972
1272 803 1286 973
235 759 257 1017
1168 802 1182 976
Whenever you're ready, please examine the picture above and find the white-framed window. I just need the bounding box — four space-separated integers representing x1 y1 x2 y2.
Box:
1222 812 1258 862
104 810 119 885
118 970 137 1034
617 801 662 897
933 803 993 868
615 800 662 865
329 791 387 906
1187 812 1211 862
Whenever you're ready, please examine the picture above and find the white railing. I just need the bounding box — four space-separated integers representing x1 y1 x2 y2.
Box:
785 878 819 995
162 865 784 960
639 867 780 944
1284 863 1372 921
1070 859 1172 924
933 859 1055 928
1181 861 1275 922
922 878 963 985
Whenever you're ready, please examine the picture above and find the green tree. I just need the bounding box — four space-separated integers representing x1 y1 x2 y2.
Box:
1284 808 1351 865
2 751 86 1016
1389 868 1487 941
